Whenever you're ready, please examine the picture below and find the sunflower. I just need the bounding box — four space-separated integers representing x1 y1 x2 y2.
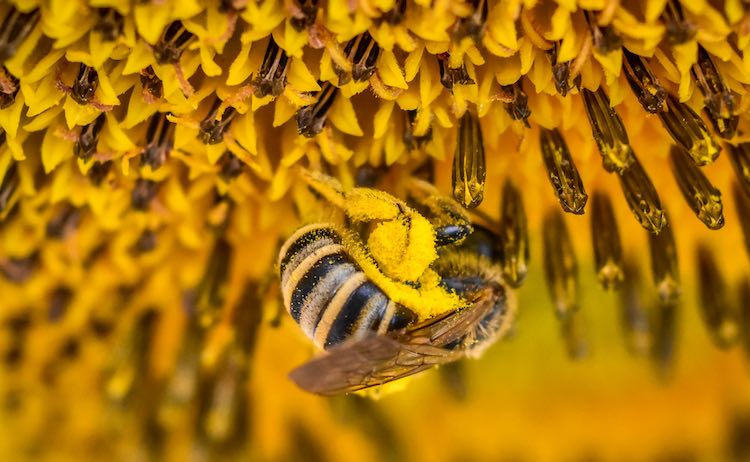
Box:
1 0 750 460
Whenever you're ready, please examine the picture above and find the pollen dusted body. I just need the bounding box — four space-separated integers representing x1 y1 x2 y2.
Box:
278 171 516 394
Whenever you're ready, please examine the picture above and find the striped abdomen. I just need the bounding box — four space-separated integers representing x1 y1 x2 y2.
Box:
278 224 416 350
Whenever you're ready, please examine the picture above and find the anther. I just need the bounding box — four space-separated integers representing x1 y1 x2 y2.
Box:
453 0 488 42
296 81 337 138
542 211 579 319
658 95 720 166
452 111 486 209
403 110 432 150
199 98 237 145
141 112 175 169
580 87 635 173
253 38 289 98
336 32 380 84
71 63 99 105
692 46 738 139
618 156 666 234
695 244 740 349
647 216 681 306
437 54 474 91
539 128 588 215
669 145 724 230
132 178 160 211
0 7 40 63
93 8 124 42
153 21 195 65
290 0 320 31
590 192 623 290
728 143 750 197
498 180 529 288
75 113 106 161
500 81 531 126
622 49 666 113
583 10 622 54
661 0 695 45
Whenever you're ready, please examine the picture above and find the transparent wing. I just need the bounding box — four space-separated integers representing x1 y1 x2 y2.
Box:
289 287 501 396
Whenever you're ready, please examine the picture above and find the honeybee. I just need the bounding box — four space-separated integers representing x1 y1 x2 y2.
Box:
278 170 516 395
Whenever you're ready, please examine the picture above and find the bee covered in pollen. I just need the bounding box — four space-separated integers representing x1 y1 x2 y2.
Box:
277 170 516 395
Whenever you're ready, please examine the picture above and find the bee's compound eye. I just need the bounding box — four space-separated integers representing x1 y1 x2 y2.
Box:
434 224 472 246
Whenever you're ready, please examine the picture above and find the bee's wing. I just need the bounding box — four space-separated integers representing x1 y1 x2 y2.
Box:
289 287 500 396
289 334 462 396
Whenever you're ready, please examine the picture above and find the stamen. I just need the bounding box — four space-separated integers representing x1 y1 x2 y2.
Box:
88 160 112 186
219 151 244 181
199 98 237 145
738 278 750 359
691 46 738 139
651 300 678 379
618 156 666 234
71 63 99 105
290 0 320 31
0 7 40 62
336 31 380 84
500 81 531 126
75 113 106 161
296 81 337 138
402 110 432 150
622 49 666 113
153 21 195 65
453 0 488 42
539 128 588 215
583 10 622 54
661 0 695 45
195 237 232 328
48 287 73 322
733 184 750 258
140 66 163 101
546 42 571 97
93 8 124 42
46 204 80 239
669 145 724 230
253 38 289 98
219 0 248 13
647 216 681 306
580 87 634 173
498 180 529 288
0 252 38 283
0 162 19 214
452 111 486 209
619 259 651 356
696 244 740 349
141 112 175 169
378 0 406 25
728 143 750 197
133 229 157 254
437 54 475 91
105 309 159 403
590 192 623 290
658 95 720 166
561 311 589 360
542 210 579 319
0 66 19 109
132 179 160 211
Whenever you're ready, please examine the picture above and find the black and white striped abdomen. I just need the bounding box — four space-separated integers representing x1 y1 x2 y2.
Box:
278 224 416 350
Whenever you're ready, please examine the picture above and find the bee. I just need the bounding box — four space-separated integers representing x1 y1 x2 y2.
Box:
279 171 516 395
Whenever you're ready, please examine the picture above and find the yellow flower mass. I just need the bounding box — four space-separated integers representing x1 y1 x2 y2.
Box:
1 0 750 460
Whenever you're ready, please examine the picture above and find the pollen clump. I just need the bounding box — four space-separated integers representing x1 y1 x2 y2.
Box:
367 213 437 283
